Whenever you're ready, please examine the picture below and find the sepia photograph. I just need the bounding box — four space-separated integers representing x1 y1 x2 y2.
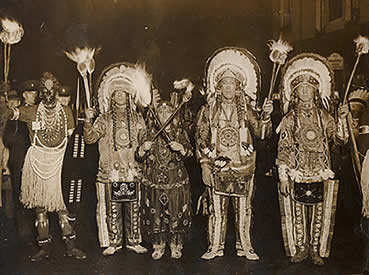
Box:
0 0 368 274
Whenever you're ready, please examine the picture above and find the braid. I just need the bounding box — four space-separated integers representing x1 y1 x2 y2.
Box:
112 102 118 151
127 95 132 148
312 89 326 139
292 92 298 148
212 95 221 125
235 94 245 126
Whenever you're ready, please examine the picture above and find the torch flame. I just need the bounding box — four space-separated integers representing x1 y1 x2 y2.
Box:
1 18 23 32
0 18 24 44
267 38 293 65
354 35 369 55
64 46 100 109
64 47 96 65
267 38 293 54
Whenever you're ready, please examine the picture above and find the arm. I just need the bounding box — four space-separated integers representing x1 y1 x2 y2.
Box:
83 114 106 144
178 129 193 159
135 129 151 162
195 105 213 186
170 129 193 161
325 107 348 145
195 105 212 165
246 107 272 138
276 115 294 196
64 106 75 137
0 103 19 121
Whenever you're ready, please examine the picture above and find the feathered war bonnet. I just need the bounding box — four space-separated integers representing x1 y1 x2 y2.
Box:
204 47 262 108
348 89 369 118
348 89 369 107
280 53 335 114
96 62 152 113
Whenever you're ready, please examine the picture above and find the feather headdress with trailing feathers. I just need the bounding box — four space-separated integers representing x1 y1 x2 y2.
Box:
96 62 152 113
204 47 261 106
280 53 334 113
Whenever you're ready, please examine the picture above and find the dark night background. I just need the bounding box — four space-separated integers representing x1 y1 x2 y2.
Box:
0 0 274 98
0 0 365 274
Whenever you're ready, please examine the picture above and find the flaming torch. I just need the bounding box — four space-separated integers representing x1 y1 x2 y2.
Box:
64 47 98 108
343 35 369 103
261 36 292 139
0 18 24 90
344 35 369 190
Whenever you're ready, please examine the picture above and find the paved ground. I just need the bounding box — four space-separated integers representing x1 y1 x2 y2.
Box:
0 144 365 275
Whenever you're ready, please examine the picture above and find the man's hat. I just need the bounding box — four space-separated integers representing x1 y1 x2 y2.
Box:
21 80 40 93
58 85 72 97
7 89 20 100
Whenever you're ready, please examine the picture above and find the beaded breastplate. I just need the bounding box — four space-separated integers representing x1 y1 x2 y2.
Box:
35 102 67 148
293 108 330 177
111 111 139 150
216 103 240 161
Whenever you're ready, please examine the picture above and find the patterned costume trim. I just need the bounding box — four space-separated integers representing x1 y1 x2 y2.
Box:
278 180 339 257
276 108 343 183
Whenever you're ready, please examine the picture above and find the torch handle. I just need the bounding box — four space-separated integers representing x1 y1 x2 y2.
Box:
343 54 361 104
152 101 184 141
3 44 7 83
148 107 172 142
76 78 80 125
82 75 91 109
6 44 11 83
267 63 277 100
261 63 280 140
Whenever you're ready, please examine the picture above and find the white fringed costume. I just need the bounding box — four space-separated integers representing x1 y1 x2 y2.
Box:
4 72 86 262
195 47 272 260
84 62 151 252
277 53 348 261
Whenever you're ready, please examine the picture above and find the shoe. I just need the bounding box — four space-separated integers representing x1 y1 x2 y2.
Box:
126 244 148 254
170 245 182 259
311 251 324 266
201 249 224 260
237 249 260 261
290 248 309 263
31 239 51 263
30 248 50 262
66 248 87 260
102 246 122 256
152 246 165 260
63 236 87 259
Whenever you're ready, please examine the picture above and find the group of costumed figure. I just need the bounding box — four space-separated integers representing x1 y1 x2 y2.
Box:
2 16 369 273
